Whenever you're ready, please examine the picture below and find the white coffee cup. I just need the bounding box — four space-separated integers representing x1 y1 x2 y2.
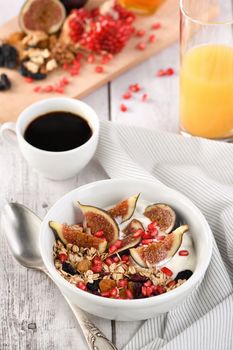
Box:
0 98 99 180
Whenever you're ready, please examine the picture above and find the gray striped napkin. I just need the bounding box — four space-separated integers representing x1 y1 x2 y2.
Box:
95 121 233 350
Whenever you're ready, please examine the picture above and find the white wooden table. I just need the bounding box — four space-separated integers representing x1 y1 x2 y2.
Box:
0 2 179 349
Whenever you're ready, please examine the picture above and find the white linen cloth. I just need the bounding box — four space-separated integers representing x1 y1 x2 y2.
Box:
95 121 233 350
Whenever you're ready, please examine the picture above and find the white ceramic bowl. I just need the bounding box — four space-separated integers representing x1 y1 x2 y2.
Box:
39 179 212 321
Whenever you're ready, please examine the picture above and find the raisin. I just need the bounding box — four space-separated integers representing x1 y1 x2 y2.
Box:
0 74 11 91
129 273 148 283
87 280 100 292
1 44 18 68
175 270 193 282
62 262 76 275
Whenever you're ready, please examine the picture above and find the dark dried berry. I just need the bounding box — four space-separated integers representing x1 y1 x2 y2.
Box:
175 270 193 282
0 44 18 68
19 62 47 80
87 280 100 292
62 262 76 275
129 273 148 283
0 74 11 91
130 282 143 299
91 290 100 296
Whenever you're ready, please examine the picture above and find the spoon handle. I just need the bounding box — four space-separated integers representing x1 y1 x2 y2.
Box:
64 295 118 350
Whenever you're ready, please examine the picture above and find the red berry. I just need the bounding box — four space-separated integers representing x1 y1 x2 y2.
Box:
148 34 156 43
105 257 113 266
63 62 69 70
129 83 141 92
122 91 132 100
148 221 158 231
101 54 112 64
146 286 153 297
87 54 95 64
101 291 110 297
151 22 161 30
110 287 118 298
59 253 68 262
142 232 152 239
136 29 146 37
120 103 128 112
156 285 165 294
179 250 189 256
25 77 34 83
95 66 104 73
54 86 64 94
118 279 128 288
144 280 152 287
121 255 129 262
77 282 87 291
156 69 166 77
125 289 133 299
93 256 102 264
70 68 79 76
43 85 54 93
161 267 173 277
141 239 153 245
133 229 144 238
94 230 105 237
33 86 41 93
91 264 102 273
141 93 149 102
136 42 146 51
113 256 120 263
167 280 176 288
166 67 175 76
115 240 122 249
109 245 117 254
141 286 147 296
149 229 158 237
156 235 165 241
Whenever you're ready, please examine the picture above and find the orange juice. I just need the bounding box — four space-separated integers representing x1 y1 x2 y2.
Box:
119 0 164 14
180 44 233 139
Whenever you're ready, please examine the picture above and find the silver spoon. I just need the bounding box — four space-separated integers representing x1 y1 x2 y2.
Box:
1 202 117 350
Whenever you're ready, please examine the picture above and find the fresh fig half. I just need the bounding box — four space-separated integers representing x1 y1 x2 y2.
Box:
78 203 119 245
123 219 144 236
144 203 177 234
108 194 140 223
19 0 66 34
108 233 141 256
130 225 188 267
49 221 107 253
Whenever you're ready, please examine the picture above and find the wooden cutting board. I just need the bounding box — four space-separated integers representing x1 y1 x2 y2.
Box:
0 0 179 122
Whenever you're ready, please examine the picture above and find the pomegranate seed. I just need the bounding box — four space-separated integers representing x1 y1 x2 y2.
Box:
148 34 156 43
125 289 133 299
115 240 122 249
161 267 173 277
43 85 54 93
61 77 70 85
91 264 102 273
24 77 34 83
136 42 146 51
144 280 152 287
157 285 165 294
166 67 175 76
113 256 120 263
141 286 147 296
141 93 149 102
179 250 189 256
123 91 132 100
148 221 158 231
76 53 84 61
94 230 104 237
54 87 64 94
110 287 118 298
156 69 166 77
121 255 129 262
146 286 153 297
95 66 104 73
156 235 165 241
133 229 144 238
105 257 113 266
101 291 110 297
93 256 102 264
63 62 69 70
142 232 152 240
70 68 79 76
129 83 141 92
58 253 68 262
142 239 153 245
101 54 112 64
118 279 128 288
109 245 117 254
151 22 161 30
149 229 158 237
77 282 87 291
167 280 176 288
87 54 95 64
33 86 41 93
136 29 146 37
120 103 128 112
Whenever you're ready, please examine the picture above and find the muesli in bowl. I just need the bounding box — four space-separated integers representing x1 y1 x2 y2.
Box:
50 194 196 300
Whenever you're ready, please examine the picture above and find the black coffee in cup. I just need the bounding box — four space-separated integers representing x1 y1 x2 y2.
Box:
24 111 92 152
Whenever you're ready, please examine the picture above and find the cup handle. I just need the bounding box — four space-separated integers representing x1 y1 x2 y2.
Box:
0 122 17 144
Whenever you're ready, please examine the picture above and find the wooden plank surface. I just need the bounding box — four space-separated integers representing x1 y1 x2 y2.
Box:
0 0 179 122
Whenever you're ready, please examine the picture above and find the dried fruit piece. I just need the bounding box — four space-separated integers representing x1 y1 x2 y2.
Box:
19 0 66 34
0 74 11 91
49 221 107 253
108 193 140 223
62 262 76 275
175 269 193 281
78 203 119 245
0 44 18 69
123 219 144 236
77 259 91 273
144 203 177 234
130 225 188 267
99 279 116 293
108 233 141 256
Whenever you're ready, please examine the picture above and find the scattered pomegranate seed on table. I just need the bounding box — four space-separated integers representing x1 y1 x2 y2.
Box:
43 85 54 93
151 22 161 30
161 267 173 277
166 67 175 76
87 54 95 64
141 93 149 102
179 250 189 256
156 68 175 77
129 83 141 92
135 29 146 37
120 103 128 112
33 86 42 93
24 77 34 83
148 34 156 43
95 66 104 73
136 42 146 51
122 91 132 100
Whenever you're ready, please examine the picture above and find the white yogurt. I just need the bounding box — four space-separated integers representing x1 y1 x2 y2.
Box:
119 199 196 278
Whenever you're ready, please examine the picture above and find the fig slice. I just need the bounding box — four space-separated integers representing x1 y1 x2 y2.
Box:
49 221 107 253
19 0 66 34
108 194 140 223
123 219 144 236
130 225 188 267
144 203 177 234
108 233 141 256
78 203 119 246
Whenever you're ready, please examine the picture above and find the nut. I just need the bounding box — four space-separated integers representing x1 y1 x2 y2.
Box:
46 59 58 72
24 61 39 73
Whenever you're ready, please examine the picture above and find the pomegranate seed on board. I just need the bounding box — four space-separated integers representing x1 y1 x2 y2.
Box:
33 86 41 93
95 66 104 73
87 54 95 64
94 230 104 237
123 91 132 99
24 77 34 83
179 250 189 256
136 29 146 37
156 69 166 77
54 86 64 94
161 267 173 277
148 34 156 43
59 253 68 262
141 93 149 102
166 67 175 76
136 42 146 51
151 22 161 30
120 104 128 112
43 85 54 93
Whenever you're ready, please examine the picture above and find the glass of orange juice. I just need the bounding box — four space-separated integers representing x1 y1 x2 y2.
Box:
180 0 233 140
119 0 164 15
